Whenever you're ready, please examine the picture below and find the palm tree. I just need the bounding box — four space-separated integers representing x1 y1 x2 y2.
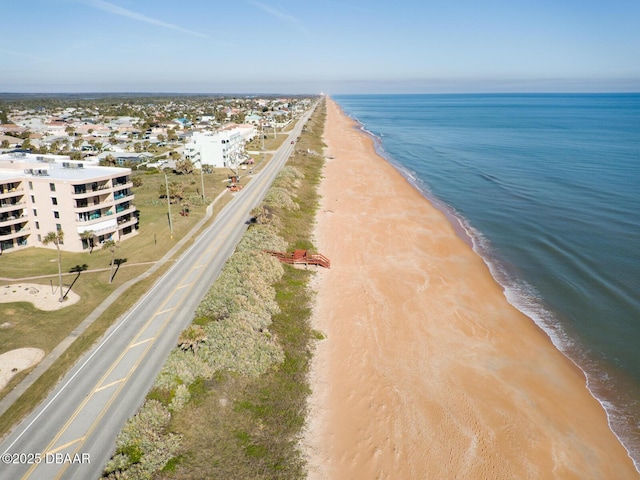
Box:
102 239 120 283
79 230 96 253
42 230 65 302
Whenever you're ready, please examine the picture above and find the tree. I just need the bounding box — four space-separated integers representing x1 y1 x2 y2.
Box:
174 158 193 175
158 181 184 203
79 230 96 253
101 154 116 167
42 230 65 302
102 239 120 284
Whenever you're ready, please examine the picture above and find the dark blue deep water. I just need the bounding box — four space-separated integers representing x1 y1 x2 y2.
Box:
333 93 640 466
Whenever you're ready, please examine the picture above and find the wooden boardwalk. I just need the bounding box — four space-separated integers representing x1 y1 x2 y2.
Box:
263 249 331 268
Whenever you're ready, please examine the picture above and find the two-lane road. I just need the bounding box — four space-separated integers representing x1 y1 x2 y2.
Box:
0 104 315 480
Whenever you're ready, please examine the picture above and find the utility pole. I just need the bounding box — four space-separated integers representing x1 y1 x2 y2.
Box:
164 172 173 238
196 156 205 203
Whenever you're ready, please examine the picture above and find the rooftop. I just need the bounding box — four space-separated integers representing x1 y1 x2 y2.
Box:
0 152 130 181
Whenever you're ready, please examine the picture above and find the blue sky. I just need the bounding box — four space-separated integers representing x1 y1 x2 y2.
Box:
2 0 639 93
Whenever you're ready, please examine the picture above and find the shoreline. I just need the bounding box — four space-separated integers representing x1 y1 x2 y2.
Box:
346 110 640 469
355 120 477 249
303 97 639 479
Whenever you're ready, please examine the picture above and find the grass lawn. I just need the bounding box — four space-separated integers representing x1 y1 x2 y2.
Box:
0 147 281 435
246 133 290 153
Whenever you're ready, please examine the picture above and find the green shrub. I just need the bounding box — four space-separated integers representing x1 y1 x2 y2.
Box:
264 187 299 211
237 224 287 253
102 399 182 479
195 251 283 321
273 166 304 190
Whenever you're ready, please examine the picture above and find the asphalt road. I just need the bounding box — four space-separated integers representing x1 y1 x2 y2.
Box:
0 105 315 480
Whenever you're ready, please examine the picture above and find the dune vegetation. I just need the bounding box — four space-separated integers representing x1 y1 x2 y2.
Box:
102 101 326 480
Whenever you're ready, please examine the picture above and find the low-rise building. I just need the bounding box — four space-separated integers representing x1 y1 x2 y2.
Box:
0 152 137 254
184 129 245 168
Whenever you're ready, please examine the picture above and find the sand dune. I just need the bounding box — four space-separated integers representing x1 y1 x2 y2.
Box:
303 98 638 479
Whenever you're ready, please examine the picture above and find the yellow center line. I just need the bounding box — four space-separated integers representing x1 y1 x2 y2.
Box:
94 378 125 394
45 437 85 456
54 336 160 480
54 299 177 480
24 223 225 479
20 283 185 479
176 283 193 290
128 337 153 349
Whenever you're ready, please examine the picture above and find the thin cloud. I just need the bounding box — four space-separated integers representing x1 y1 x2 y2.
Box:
316 0 371 14
82 0 209 39
249 1 307 33
0 48 48 63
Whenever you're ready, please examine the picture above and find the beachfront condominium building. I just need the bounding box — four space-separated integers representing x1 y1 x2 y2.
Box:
0 152 137 254
184 129 245 169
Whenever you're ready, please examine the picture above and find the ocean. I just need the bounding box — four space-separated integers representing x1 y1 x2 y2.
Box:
333 93 640 466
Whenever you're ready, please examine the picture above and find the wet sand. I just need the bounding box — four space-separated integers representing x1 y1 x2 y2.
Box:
303 98 639 479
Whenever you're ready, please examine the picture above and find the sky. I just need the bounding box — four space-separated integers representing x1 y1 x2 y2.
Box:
1 0 640 94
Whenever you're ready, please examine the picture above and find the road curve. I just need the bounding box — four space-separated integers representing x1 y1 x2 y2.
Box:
0 104 316 480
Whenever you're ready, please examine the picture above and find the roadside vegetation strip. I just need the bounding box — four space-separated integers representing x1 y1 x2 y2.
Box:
0 167 244 438
102 100 327 479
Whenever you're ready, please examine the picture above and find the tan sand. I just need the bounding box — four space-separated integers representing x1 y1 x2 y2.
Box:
0 348 45 391
303 98 639 479
0 282 79 311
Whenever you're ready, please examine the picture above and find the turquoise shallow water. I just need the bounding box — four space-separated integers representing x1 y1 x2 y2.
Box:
333 93 640 466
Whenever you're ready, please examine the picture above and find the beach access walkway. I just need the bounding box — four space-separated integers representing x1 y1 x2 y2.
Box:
263 249 331 268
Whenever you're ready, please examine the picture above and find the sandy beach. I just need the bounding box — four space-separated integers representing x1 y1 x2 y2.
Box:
303 98 639 479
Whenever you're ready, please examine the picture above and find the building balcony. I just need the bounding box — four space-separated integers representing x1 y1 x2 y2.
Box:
75 204 104 215
71 182 113 198
0 226 30 242
117 215 138 228
77 210 109 223
115 203 135 215
0 201 26 213
112 180 133 190
0 186 24 200
114 191 134 204
74 199 111 213
0 213 28 226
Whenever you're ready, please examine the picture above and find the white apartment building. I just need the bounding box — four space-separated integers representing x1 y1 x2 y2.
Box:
184 128 247 168
0 152 137 254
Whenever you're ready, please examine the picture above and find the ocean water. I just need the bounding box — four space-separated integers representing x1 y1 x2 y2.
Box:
333 93 640 467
